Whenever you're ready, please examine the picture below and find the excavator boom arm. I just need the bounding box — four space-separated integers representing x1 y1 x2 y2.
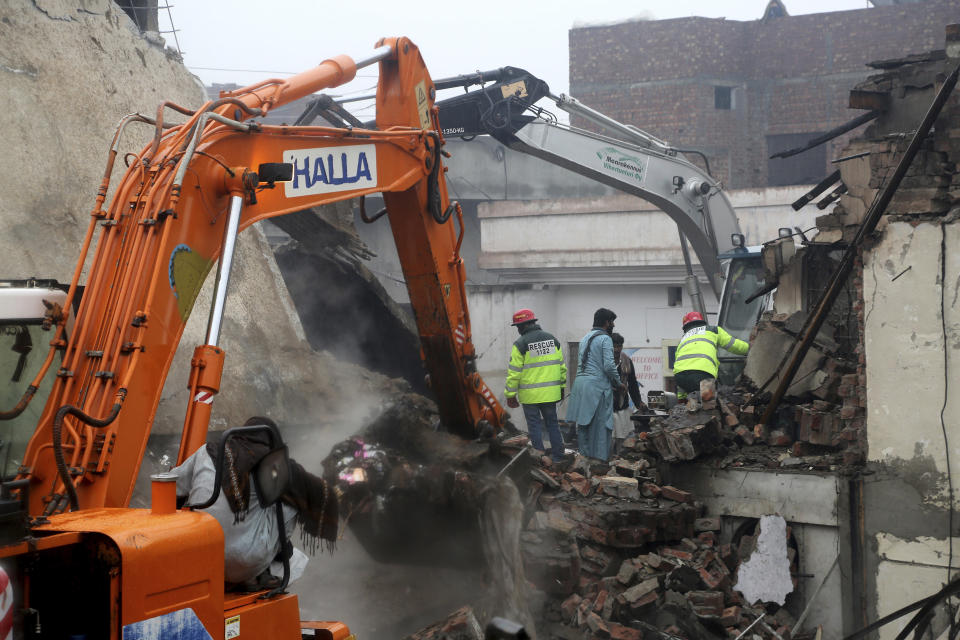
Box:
16 38 504 517
434 67 742 297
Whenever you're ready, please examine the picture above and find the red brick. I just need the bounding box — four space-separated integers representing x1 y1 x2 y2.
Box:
594 590 609 613
661 547 694 561
628 591 658 616
561 594 582 621
640 482 661 498
734 425 755 445
660 485 692 503
586 611 609 636
565 472 592 497
689 590 724 617
720 606 742 626
766 429 793 447
608 623 643 640
699 567 723 589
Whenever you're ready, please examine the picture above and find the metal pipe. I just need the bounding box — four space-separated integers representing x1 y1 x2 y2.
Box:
351 45 393 71
679 231 707 317
173 111 255 190
549 92 670 151
758 62 960 428
205 195 243 346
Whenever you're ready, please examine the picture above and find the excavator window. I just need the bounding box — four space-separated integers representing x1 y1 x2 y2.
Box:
0 321 61 473
716 255 767 385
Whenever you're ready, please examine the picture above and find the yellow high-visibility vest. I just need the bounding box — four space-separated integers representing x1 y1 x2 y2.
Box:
504 327 566 404
673 324 749 377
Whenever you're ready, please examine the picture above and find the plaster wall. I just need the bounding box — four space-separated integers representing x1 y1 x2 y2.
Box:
470 282 712 405
862 219 960 634
477 187 821 275
874 534 960 640
863 220 960 495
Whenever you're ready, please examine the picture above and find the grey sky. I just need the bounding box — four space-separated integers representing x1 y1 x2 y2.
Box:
165 0 871 116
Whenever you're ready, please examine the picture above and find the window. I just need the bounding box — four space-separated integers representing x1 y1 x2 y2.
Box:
714 86 733 110
667 286 683 307
767 132 828 186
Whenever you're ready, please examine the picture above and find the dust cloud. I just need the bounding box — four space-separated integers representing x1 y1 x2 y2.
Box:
287 389 491 639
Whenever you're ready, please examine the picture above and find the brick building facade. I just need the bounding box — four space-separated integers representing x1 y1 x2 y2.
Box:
569 1 959 188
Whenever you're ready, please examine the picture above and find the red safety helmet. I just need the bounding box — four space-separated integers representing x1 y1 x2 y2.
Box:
511 308 537 326
682 311 705 329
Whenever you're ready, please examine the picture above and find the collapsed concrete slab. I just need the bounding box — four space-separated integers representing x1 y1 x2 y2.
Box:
647 408 724 462
741 323 831 398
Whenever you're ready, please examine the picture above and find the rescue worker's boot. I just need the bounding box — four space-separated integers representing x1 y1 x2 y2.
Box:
699 378 717 411
686 390 701 413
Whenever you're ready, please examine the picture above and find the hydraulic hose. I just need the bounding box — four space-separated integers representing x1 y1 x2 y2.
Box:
51 389 126 512
0 386 37 421
425 132 454 224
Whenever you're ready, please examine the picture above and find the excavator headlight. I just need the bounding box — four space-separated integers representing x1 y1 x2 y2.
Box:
731 233 745 248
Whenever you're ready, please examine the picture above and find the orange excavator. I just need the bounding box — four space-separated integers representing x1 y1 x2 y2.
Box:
0 37 505 638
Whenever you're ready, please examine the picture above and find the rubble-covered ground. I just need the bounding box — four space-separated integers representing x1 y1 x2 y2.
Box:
326 391 823 640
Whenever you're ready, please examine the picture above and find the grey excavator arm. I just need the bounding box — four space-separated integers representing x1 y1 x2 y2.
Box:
432 67 741 298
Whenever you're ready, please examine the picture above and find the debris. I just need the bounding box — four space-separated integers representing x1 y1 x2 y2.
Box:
647 408 723 461
403 605 484 640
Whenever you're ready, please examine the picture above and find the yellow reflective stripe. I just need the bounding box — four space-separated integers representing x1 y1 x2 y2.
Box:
505 384 518 391
522 358 563 369
519 380 565 389
679 337 716 349
724 334 736 349
675 353 718 366
508 364 522 372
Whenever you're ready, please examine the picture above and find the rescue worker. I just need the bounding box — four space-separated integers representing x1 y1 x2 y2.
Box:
673 311 750 395
504 309 567 463
566 308 623 461
611 333 646 454
173 417 338 591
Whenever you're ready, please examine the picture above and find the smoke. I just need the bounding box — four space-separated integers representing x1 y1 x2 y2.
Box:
272 237 429 394
480 479 539 639
287 390 490 640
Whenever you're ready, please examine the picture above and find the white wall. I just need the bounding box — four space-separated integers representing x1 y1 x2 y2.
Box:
469 282 719 404
863 221 960 495
468 185 820 402
478 186 822 275
862 219 960 630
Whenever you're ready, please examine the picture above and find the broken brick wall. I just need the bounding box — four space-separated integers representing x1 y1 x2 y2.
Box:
828 26 960 639
569 1 959 189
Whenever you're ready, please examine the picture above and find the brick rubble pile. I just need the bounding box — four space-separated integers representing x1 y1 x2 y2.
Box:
503 435 800 640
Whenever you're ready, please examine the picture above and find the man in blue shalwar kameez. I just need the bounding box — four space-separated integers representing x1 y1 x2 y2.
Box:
566 308 625 461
